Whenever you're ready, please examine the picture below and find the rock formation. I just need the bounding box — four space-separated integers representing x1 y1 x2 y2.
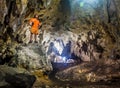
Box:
0 0 120 88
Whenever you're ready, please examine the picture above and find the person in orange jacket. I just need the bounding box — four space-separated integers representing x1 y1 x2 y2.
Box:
29 14 42 43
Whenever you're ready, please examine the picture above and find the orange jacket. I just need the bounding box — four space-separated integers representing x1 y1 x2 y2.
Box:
29 18 41 29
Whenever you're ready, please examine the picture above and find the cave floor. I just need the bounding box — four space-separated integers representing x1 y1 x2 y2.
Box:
32 61 120 88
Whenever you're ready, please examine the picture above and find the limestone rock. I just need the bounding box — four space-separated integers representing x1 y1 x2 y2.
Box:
16 44 52 71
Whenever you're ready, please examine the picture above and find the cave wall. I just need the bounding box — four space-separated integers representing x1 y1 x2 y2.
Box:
0 1 120 87
0 0 120 65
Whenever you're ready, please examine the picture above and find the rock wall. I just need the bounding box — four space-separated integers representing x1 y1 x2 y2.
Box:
0 0 120 87
40 25 115 63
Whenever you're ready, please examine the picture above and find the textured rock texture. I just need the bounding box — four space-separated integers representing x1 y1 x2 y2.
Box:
0 0 120 87
16 43 52 71
0 65 36 88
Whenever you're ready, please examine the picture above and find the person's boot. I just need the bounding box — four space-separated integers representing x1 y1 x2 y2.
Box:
28 40 33 43
34 41 38 43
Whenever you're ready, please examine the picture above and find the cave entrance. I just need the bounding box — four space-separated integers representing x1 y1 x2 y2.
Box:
47 39 81 71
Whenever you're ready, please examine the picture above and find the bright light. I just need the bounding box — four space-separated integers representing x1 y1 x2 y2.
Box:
84 0 96 3
80 2 84 7
73 0 98 8
54 41 63 55
63 57 67 63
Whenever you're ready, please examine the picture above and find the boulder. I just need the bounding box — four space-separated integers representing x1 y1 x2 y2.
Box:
15 44 53 71
5 73 36 88
0 65 36 88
